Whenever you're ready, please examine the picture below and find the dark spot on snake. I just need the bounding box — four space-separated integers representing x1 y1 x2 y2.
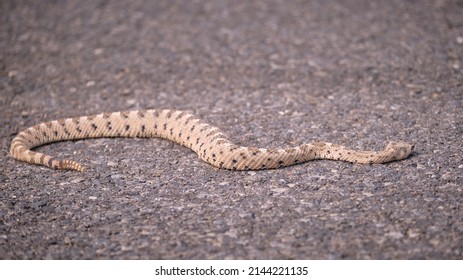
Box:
209 134 223 142
184 116 195 125
229 145 239 152
176 112 186 120
206 130 219 137
163 123 167 130
141 125 145 132
232 159 237 164
53 131 58 136
76 127 82 133
190 125 196 132
212 153 216 157
278 160 284 165
91 124 98 130
154 124 158 129
268 148 279 154
125 125 130 131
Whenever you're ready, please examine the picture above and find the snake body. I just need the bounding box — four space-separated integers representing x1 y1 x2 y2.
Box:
10 109 414 171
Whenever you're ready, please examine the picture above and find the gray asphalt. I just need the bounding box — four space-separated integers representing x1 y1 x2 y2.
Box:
1 0 462 259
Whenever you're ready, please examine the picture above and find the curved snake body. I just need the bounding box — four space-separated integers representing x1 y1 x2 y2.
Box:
10 109 414 171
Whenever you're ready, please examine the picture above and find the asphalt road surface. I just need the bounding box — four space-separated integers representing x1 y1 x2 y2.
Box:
1 0 462 259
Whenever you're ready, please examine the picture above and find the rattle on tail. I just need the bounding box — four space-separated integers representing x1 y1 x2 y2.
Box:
10 109 414 171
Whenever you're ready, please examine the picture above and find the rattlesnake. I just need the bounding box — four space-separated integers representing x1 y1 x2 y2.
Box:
10 109 414 171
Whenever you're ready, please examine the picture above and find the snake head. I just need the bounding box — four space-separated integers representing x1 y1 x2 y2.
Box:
385 141 414 160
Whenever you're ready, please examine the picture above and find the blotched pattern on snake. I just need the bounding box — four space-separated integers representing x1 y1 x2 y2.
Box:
10 109 414 171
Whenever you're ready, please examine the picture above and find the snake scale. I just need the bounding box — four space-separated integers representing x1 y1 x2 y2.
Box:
10 109 414 171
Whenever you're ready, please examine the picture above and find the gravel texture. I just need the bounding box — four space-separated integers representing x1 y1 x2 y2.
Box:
1 0 462 259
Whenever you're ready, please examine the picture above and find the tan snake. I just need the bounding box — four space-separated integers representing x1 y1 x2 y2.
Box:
10 109 414 171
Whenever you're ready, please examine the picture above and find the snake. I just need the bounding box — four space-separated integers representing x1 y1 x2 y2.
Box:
10 109 414 171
